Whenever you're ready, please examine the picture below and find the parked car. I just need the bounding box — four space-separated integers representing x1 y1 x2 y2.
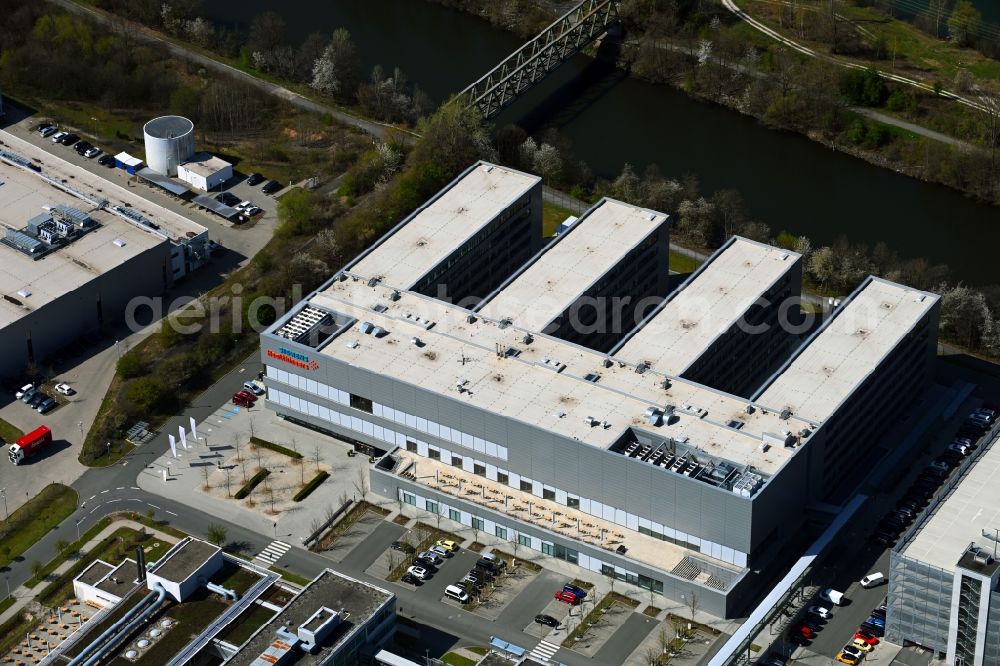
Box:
235 200 252 210
37 124 57 137
949 442 972 456
400 573 421 585
262 180 282 194
15 383 34 399
843 644 865 660
84 146 100 158
74 140 92 154
853 630 879 645
232 393 254 407
417 550 443 566
860 621 885 637
806 605 831 619
391 541 414 553
216 192 240 206
54 383 75 396
36 397 56 414
243 381 265 396
860 572 885 589
51 131 68 143
429 544 450 559
247 172 265 186
436 539 459 553
28 392 46 408
98 154 116 167
820 589 845 606
795 625 815 639
563 584 588 598
413 557 438 571
554 590 580 605
20 387 38 403
534 614 560 628
835 652 859 665
59 133 79 146
246 206 263 216
406 565 429 580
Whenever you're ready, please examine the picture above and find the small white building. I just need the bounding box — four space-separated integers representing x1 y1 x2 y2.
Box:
177 154 232 191
73 559 139 608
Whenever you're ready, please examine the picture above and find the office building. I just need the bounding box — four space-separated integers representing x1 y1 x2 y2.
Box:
260 164 939 618
888 433 1000 666
478 198 670 352
0 132 210 377
612 237 802 397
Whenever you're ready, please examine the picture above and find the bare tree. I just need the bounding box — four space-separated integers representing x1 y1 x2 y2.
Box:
352 467 369 501
312 445 323 473
252 443 263 470
201 466 211 491
386 550 400 577
224 467 232 497
234 437 242 464
644 646 660 666
687 592 699 623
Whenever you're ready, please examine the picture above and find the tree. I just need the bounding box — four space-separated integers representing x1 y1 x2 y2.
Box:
806 246 837 288
31 560 42 577
687 591 699 622
310 29 359 99
532 143 563 185
206 524 227 547
247 11 286 56
839 67 888 107
312 445 323 473
948 1 982 47
612 163 640 202
939 284 994 349
55 538 69 553
353 467 369 501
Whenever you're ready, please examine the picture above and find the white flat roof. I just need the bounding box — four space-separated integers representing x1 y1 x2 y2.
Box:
348 163 539 288
615 238 799 375
0 159 163 328
2 132 206 244
756 278 938 423
478 198 666 331
305 274 813 475
180 153 232 178
903 435 1000 572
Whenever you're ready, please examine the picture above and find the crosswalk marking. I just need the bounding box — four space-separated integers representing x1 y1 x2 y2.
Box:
528 639 560 663
254 540 291 566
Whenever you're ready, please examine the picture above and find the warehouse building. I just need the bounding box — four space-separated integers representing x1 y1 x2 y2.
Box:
611 237 803 397
887 431 1000 666
0 132 210 377
259 163 939 618
178 153 233 191
478 198 670 352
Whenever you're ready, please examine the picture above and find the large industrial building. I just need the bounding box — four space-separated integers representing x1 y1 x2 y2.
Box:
887 429 1000 666
259 161 940 617
0 131 210 377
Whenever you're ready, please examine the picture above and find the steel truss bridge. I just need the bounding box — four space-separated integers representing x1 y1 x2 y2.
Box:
458 0 620 119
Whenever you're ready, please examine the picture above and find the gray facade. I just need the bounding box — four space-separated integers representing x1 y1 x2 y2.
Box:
0 240 171 378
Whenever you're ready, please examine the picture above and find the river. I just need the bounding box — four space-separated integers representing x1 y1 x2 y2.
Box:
205 0 999 285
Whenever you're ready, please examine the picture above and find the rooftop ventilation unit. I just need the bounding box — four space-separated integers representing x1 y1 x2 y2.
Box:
359 321 374 335
410 336 423 347
372 304 388 313
390 290 401 301
585 416 597 427
602 358 613 368
347 339 359 349
553 410 566 418
745 404 756 415
635 363 649 374
780 409 792 420
371 325 386 338
644 406 664 426
16 289 31 299
522 334 533 345
540 358 566 373
660 378 671 390
367 277 380 287
53 205 94 229
499 318 512 329
467 314 477 324
584 373 600 383
504 346 520 358
482 164 494 173
4 229 45 255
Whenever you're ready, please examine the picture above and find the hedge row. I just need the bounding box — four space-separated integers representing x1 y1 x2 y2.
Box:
235 469 270 500
293 471 330 502
250 437 303 459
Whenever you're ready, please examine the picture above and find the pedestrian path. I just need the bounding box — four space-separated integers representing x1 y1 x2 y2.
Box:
254 540 291 567
528 639 561 663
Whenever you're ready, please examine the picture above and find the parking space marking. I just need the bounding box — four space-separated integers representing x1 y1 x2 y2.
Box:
100 490 108 494
166 510 177 516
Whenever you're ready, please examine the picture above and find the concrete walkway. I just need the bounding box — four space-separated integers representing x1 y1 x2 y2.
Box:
0 518 179 625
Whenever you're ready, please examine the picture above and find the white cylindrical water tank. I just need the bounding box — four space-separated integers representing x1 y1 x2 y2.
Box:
143 115 195 176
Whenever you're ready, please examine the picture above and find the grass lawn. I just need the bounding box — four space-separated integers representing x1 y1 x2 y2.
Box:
0 418 24 444
441 653 477 666
669 250 702 274
0 483 77 569
542 201 577 237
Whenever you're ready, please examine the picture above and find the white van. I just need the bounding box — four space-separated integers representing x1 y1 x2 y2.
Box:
820 588 845 606
445 585 469 604
860 572 885 589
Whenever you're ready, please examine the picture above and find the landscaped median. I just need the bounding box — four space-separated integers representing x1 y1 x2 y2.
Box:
0 483 77 570
292 471 330 502
250 436 303 459
234 469 270 500
561 592 640 648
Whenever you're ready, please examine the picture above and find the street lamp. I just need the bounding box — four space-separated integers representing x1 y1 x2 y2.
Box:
0 488 7 520
75 519 82 542
77 421 84 438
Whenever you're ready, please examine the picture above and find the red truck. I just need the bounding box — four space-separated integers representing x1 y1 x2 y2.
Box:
8 426 53 465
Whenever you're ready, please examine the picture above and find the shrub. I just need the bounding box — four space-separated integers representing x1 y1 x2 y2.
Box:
250 437 303 459
234 469 269 500
293 471 330 502
839 67 888 107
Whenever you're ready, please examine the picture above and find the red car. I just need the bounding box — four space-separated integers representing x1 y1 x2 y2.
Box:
236 389 258 402
795 625 816 639
554 590 580 605
232 393 254 407
853 631 879 646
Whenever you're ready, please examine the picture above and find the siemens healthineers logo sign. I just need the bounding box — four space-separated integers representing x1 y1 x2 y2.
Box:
266 347 319 370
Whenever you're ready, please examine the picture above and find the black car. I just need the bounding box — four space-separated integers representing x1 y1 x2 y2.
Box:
391 541 414 553
98 154 116 167
215 192 241 206
534 614 560 628
247 172 265 186
400 573 421 586
788 633 810 646
262 180 282 194
413 557 437 571
59 133 79 146
74 140 92 153
871 608 887 619
28 392 47 407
